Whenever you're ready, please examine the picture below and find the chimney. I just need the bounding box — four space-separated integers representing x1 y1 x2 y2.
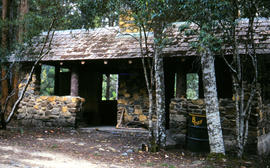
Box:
119 11 139 33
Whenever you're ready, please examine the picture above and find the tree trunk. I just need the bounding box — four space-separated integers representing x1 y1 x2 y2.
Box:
138 26 156 151
11 65 19 106
1 0 9 129
201 48 225 154
154 27 166 148
1 0 8 48
18 0 29 43
106 74 110 100
0 66 8 129
70 66 79 96
6 19 56 124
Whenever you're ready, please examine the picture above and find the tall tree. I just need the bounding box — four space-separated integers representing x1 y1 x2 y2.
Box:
118 0 184 149
183 0 226 154
219 0 263 158
0 0 76 127
1 0 11 129
183 0 270 157
18 0 29 43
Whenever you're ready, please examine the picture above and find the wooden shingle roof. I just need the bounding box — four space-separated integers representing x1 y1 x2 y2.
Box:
17 18 270 62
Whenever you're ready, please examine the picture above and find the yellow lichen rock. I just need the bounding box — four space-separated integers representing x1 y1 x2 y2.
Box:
134 106 143 115
72 97 78 103
139 115 147 122
62 106 68 113
47 96 56 102
34 105 39 110
118 99 128 105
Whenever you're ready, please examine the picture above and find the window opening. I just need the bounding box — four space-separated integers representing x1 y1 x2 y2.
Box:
186 73 199 100
60 68 70 72
102 74 118 100
40 65 55 95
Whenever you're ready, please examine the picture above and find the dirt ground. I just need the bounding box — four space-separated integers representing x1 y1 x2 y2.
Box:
0 126 267 168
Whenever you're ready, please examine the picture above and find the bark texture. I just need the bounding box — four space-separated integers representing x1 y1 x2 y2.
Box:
6 19 56 123
1 0 9 129
154 27 166 148
1 66 8 108
18 0 29 42
201 49 225 154
139 26 155 149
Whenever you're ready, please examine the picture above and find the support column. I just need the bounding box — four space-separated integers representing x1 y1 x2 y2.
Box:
176 71 186 98
54 65 60 95
70 66 79 96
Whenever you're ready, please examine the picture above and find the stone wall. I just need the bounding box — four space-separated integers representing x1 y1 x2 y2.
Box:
16 67 85 127
258 103 270 135
119 11 139 33
169 98 258 151
17 95 84 127
117 73 154 127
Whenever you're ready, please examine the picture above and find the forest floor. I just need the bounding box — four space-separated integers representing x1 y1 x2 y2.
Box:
0 126 267 168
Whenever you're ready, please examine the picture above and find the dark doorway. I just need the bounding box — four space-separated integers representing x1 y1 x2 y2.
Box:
99 100 117 126
78 68 118 126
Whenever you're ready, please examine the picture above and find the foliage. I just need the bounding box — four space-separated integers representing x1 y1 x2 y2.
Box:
182 0 270 157
102 74 118 100
186 73 199 100
40 65 55 96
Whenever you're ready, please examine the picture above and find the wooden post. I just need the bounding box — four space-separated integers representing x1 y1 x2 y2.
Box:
70 66 79 96
176 71 186 98
54 65 60 95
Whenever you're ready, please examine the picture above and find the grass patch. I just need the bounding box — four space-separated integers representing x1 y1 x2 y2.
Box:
50 144 58 149
160 163 176 168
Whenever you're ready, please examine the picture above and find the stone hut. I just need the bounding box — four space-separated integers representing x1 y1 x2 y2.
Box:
6 18 270 150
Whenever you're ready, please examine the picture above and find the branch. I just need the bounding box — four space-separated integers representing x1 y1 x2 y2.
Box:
0 62 15 82
2 89 15 117
222 54 237 74
5 18 56 124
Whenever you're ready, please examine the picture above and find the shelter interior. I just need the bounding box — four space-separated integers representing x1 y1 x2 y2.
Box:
33 55 236 127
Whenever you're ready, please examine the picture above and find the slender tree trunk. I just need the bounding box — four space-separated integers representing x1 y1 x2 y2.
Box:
106 74 110 100
201 48 225 154
138 26 156 150
18 0 29 43
11 65 19 106
6 19 56 123
1 0 9 129
154 27 166 148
